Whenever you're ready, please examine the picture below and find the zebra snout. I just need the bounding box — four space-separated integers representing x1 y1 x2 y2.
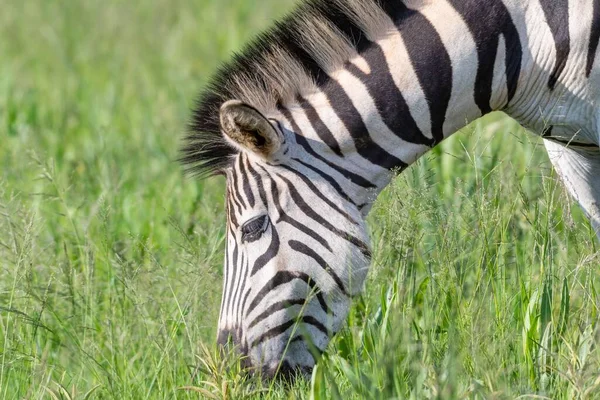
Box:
249 335 318 380
217 327 317 380
262 360 313 381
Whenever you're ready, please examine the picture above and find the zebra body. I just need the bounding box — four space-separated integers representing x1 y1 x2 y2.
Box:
182 0 600 377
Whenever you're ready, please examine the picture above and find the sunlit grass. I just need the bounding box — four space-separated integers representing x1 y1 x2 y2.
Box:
1 0 599 398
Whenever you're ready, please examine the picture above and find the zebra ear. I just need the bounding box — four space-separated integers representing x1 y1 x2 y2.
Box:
219 100 281 158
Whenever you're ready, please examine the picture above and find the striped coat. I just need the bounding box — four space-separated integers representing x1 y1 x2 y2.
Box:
182 0 600 378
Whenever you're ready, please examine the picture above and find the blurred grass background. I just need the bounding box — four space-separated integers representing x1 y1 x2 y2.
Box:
0 0 598 398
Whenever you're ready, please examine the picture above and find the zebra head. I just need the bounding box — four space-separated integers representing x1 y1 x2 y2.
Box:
215 100 371 378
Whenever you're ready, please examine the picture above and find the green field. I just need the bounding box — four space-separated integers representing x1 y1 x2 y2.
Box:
1 0 599 398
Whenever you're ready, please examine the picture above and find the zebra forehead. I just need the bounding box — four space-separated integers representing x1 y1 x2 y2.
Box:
180 0 396 178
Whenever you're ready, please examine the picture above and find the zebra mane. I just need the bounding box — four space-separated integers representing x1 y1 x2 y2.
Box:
180 0 390 177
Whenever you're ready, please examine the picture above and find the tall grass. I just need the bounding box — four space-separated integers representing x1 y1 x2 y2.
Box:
0 0 598 398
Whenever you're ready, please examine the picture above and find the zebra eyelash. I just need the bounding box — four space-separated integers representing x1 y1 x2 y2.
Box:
241 215 270 243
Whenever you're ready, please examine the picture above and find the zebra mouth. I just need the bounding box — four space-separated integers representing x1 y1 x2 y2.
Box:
235 342 316 380
258 360 314 381
277 361 313 381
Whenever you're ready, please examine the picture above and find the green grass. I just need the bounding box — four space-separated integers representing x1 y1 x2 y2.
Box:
1 0 599 398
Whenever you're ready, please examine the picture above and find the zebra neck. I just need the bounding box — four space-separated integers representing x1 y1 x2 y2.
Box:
283 0 523 215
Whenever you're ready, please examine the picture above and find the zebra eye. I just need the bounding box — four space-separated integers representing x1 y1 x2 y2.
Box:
241 215 269 242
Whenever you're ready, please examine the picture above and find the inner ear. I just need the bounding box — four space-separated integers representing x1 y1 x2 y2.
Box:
219 100 281 158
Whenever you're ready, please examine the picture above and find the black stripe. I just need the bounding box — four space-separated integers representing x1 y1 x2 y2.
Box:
395 9 453 144
219 236 231 319
543 125 598 148
278 163 359 226
246 271 327 316
239 286 252 321
245 160 269 205
587 0 600 77
228 172 245 212
270 170 371 258
269 173 333 251
280 107 376 189
298 98 344 157
248 299 306 330
544 137 599 148
542 125 554 137
227 180 244 222
539 0 571 90
290 336 304 345
250 221 280 276
250 316 328 349
289 240 349 297
248 297 332 330
294 132 376 188
447 0 522 113
323 79 409 171
250 319 296 349
231 159 247 209
240 155 256 208
280 213 333 252
292 157 357 207
226 188 239 228
231 252 247 325
224 240 239 321
301 316 329 336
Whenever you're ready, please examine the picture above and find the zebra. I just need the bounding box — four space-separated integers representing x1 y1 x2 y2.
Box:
181 0 600 379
